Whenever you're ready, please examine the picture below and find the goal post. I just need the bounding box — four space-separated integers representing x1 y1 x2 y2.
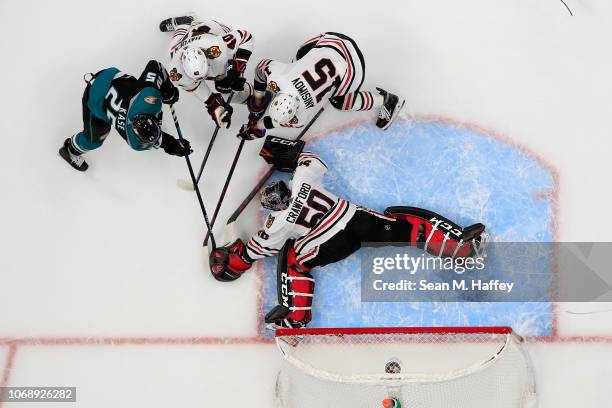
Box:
274 326 536 408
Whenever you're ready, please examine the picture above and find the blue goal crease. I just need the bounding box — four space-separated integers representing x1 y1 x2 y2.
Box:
262 121 555 336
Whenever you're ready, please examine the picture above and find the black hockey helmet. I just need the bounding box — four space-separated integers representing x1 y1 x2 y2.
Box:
259 180 291 211
132 114 162 144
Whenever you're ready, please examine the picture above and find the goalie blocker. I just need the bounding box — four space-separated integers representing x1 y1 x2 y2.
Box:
259 135 306 172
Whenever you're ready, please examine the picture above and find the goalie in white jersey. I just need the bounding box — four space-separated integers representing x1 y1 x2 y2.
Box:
159 15 255 128
210 137 488 328
237 32 405 140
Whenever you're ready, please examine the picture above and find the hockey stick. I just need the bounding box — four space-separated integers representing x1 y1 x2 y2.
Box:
202 137 246 246
225 104 327 226
177 92 234 190
170 104 217 250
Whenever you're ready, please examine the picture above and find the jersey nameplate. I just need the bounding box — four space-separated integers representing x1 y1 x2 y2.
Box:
286 183 312 224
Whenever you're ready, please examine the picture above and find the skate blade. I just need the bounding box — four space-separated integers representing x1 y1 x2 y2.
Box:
382 99 406 131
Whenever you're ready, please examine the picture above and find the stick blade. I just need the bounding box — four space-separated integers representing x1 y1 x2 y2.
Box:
176 178 196 191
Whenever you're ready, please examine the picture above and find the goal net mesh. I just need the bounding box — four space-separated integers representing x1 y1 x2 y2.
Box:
274 327 536 408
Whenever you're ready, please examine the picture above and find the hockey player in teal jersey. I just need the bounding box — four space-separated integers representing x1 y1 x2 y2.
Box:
59 60 191 171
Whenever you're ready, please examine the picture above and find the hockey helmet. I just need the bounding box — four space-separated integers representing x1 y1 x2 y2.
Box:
268 92 300 126
259 180 291 211
132 114 162 144
181 46 208 81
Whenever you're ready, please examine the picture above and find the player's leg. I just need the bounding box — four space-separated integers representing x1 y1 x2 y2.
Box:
383 206 487 258
265 223 364 328
59 86 110 171
294 34 323 61
265 240 317 328
324 206 486 258
326 33 405 130
158 14 194 32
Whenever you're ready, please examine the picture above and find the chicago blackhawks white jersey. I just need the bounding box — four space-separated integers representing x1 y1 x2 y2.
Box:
167 19 253 102
245 152 357 263
254 32 365 128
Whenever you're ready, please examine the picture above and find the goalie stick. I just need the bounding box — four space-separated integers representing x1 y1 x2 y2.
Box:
224 104 327 230
177 92 235 191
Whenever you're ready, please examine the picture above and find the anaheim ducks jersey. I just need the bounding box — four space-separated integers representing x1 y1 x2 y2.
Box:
167 19 254 102
245 152 357 262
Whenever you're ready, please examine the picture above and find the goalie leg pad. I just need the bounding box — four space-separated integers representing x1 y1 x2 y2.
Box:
272 240 315 327
384 206 486 258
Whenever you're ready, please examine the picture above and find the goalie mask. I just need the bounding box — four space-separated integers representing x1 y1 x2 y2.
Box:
260 180 291 211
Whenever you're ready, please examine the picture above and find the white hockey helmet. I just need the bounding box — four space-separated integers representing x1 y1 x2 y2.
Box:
181 46 208 81
268 92 300 125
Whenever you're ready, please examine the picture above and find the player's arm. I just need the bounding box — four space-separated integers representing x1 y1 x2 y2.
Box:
216 29 255 93
238 60 287 138
138 60 179 104
293 152 328 182
209 224 289 282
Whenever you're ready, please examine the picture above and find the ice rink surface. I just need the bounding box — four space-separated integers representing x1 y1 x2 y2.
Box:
1 0 612 406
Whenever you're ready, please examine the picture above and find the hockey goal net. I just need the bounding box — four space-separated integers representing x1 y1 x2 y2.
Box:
274 326 536 408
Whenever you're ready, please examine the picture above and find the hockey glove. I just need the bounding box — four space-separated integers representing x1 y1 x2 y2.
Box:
226 59 247 91
161 84 180 105
237 120 266 141
205 93 233 129
209 239 253 282
161 134 192 156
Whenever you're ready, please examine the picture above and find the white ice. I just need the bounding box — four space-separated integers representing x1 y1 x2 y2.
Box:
1 0 612 406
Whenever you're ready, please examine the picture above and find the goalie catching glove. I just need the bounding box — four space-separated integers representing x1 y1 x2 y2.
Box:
209 239 253 282
259 135 306 172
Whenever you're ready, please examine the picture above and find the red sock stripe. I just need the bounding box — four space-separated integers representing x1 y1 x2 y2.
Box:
343 92 353 110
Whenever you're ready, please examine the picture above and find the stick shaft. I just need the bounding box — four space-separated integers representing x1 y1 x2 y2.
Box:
170 105 217 249
203 138 246 246
226 105 326 224
194 92 234 184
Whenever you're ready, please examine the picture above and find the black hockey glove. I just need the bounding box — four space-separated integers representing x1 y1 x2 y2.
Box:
226 59 247 91
237 120 266 141
161 134 192 156
205 93 233 128
259 135 305 172
161 84 180 105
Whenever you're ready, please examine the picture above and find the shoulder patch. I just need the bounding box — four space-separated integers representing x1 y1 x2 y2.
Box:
144 96 158 105
266 215 275 229
205 46 221 59
269 81 280 93
169 67 182 82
